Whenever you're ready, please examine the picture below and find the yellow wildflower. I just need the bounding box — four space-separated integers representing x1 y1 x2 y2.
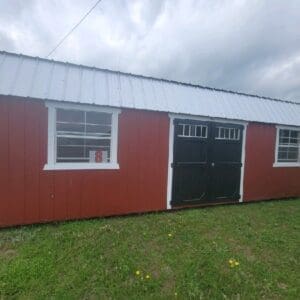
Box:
168 233 173 237
175 292 178 296
228 258 240 268
146 274 150 279
135 270 140 276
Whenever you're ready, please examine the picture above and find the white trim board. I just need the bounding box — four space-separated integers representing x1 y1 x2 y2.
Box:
166 113 248 209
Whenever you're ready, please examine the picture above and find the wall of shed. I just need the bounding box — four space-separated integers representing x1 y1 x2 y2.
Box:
0 96 169 227
243 123 300 201
0 97 299 227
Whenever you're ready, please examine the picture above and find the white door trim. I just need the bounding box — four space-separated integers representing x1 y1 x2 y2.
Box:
166 113 248 209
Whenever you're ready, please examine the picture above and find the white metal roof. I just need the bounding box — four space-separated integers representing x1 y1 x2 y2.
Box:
0 51 299 126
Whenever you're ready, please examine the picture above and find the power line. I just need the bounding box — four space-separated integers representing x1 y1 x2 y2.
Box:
46 0 103 58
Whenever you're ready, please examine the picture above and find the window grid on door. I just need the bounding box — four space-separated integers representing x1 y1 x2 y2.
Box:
178 123 208 138
215 127 240 140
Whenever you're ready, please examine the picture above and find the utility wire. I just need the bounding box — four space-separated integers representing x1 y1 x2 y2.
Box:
46 0 103 58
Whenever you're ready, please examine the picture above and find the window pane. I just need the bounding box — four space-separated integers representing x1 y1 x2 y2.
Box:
278 150 287 161
57 109 84 123
178 124 184 136
215 127 240 140
86 111 111 125
190 125 196 136
202 126 207 138
56 123 85 135
85 124 111 136
278 146 299 162
230 129 234 139
290 130 298 139
57 137 111 163
184 125 189 136
279 136 289 144
280 130 290 138
224 128 229 139
57 137 85 146
287 148 298 160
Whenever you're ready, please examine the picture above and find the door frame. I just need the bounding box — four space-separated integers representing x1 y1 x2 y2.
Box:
166 113 248 209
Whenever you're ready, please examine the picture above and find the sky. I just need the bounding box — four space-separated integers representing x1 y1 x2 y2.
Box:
0 0 300 102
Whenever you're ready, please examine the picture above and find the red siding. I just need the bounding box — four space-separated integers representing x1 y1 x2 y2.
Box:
243 123 300 201
0 97 299 228
0 97 169 227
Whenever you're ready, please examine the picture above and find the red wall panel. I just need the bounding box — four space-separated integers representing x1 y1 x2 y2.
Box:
0 96 169 227
0 99 9 226
0 96 299 228
243 123 300 201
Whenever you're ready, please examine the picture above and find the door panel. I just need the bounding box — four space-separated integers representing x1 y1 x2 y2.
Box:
208 123 243 201
172 164 209 203
171 119 210 205
171 119 244 206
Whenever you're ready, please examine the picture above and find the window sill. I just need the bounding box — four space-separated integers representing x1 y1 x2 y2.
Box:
273 162 300 168
44 162 120 170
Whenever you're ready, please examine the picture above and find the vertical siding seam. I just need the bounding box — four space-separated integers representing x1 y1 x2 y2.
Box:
6 100 10 224
22 101 26 223
37 104 41 221
137 112 142 208
8 101 11 223
38 105 41 221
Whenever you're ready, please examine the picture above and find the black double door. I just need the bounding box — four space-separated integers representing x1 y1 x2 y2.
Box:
171 119 244 206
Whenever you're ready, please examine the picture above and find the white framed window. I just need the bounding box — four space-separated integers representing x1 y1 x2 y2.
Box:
178 123 208 138
44 102 120 170
215 126 240 140
274 126 300 167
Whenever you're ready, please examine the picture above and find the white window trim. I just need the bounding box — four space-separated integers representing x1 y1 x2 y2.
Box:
44 102 120 170
273 125 300 168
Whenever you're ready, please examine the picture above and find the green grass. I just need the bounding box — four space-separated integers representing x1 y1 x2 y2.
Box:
0 199 299 299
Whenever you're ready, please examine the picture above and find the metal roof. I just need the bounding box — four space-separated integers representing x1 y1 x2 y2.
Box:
0 51 299 126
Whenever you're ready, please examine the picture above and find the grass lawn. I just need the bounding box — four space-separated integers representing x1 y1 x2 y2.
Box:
0 199 299 299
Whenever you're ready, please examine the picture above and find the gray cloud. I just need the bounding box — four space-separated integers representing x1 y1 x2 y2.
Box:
0 0 299 102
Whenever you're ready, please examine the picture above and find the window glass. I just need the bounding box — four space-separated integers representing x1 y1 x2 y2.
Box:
215 127 240 140
178 123 208 138
277 129 300 163
56 108 112 163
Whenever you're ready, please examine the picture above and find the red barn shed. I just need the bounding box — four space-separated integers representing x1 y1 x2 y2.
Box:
0 51 299 228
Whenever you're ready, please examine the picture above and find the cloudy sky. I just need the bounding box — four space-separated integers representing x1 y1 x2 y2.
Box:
0 0 300 102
